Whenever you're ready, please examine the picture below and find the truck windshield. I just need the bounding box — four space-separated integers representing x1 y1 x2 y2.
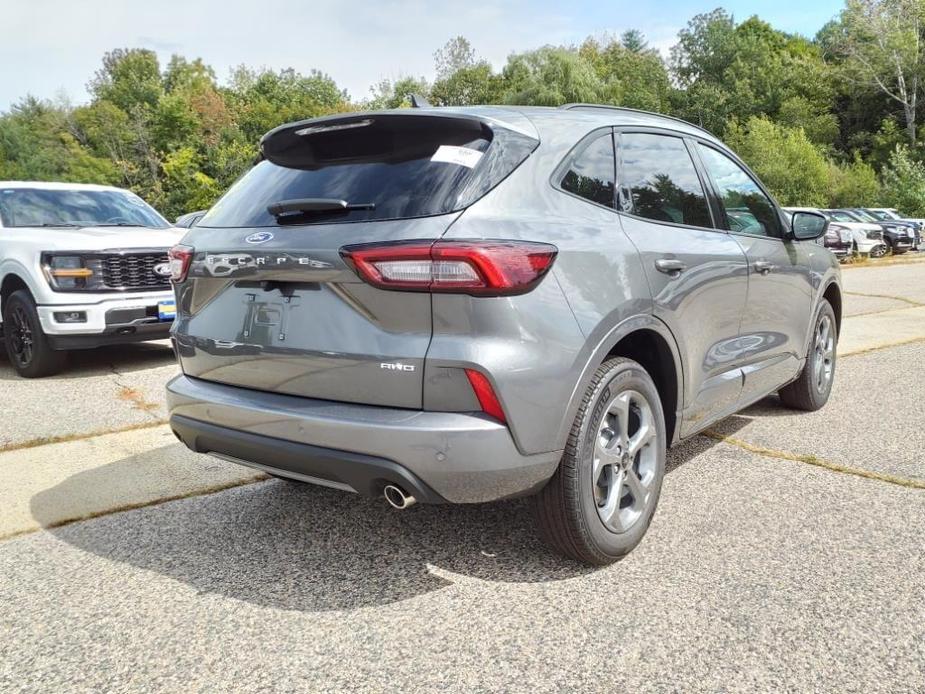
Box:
0 188 170 228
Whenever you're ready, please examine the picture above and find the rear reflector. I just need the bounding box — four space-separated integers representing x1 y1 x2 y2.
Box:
340 239 557 296
168 244 194 282
464 369 506 423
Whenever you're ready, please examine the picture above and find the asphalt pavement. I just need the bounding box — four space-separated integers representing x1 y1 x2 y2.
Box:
1 257 924 693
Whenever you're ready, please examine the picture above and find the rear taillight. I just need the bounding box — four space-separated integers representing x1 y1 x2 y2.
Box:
464 369 506 423
340 240 557 296
168 245 194 282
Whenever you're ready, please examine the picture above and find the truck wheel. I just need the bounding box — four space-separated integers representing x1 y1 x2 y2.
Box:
778 300 836 411
2 290 67 378
532 357 666 565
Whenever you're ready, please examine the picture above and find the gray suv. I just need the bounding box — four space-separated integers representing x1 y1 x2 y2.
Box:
166 105 839 564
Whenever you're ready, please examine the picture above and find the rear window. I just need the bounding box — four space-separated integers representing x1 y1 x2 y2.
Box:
199 114 538 228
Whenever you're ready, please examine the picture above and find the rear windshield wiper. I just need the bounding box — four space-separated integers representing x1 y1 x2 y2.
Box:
39 222 83 227
267 198 375 219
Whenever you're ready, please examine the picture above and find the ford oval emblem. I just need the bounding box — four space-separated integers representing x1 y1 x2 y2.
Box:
245 231 274 244
152 262 171 277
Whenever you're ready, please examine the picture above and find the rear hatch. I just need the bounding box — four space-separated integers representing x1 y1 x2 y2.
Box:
172 110 538 408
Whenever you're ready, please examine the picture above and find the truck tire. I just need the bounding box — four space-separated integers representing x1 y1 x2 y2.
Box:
2 290 67 378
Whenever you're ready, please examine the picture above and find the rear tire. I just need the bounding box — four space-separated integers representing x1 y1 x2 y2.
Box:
532 357 666 565
2 290 67 378
778 300 837 411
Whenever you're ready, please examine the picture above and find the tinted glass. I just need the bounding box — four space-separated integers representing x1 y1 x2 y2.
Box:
560 132 615 208
697 145 781 237
826 210 856 222
618 133 712 227
0 188 168 228
200 115 537 228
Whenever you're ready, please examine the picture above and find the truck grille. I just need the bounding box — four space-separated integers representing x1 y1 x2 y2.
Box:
99 253 170 290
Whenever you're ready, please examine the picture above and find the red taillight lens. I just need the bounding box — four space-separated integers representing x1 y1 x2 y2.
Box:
168 244 194 282
464 369 506 423
340 240 557 296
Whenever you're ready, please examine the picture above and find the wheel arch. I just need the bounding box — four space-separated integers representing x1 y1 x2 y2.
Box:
822 281 842 337
0 271 34 322
557 315 684 450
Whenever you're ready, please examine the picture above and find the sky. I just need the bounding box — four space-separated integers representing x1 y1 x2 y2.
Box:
0 0 845 112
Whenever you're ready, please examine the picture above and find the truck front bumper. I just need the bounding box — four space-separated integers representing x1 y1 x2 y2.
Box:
166 374 561 504
37 291 175 347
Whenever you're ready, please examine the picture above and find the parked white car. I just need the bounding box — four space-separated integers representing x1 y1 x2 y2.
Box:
0 182 184 377
784 207 886 258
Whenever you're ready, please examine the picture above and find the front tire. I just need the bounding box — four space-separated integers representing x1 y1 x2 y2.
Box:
778 300 837 411
2 290 67 378
532 357 666 565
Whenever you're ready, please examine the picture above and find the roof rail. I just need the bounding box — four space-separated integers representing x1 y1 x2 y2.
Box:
558 103 714 137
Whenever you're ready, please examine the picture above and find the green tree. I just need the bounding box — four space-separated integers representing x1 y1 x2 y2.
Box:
501 46 604 105
725 116 831 205
829 0 924 145
88 49 163 112
827 154 881 206
670 11 836 139
434 37 477 79
880 145 925 214
365 76 431 109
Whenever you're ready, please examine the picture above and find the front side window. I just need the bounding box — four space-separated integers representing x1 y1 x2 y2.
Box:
560 132 615 208
0 188 169 229
697 145 781 238
618 133 712 228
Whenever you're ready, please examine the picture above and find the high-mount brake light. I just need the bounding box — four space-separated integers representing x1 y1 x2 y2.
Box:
168 244 194 282
340 240 557 296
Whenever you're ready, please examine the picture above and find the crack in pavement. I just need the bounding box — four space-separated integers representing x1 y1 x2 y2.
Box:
701 430 925 490
844 290 924 308
0 420 168 455
0 473 268 543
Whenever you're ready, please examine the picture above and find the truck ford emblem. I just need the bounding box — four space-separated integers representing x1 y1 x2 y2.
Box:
245 231 274 244
153 262 171 277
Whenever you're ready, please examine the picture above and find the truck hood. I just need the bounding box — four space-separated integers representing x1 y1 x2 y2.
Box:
8 226 184 252
831 222 880 232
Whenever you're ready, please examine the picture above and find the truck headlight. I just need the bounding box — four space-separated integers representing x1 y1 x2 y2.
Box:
41 254 105 291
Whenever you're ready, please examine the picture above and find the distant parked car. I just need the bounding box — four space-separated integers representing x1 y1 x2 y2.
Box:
175 210 207 229
838 208 917 254
823 224 854 260
0 182 183 377
785 207 885 258
862 208 923 250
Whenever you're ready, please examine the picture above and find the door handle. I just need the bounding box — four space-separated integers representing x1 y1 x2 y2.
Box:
753 260 775 275
655 258 687 276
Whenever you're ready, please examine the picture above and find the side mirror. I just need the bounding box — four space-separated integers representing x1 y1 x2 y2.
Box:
790 211 828 240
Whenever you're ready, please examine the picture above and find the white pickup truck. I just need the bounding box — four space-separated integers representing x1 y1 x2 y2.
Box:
0 182 183 377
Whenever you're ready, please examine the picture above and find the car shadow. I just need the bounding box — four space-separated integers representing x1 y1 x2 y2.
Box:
0 340 176 380
30 422 746 613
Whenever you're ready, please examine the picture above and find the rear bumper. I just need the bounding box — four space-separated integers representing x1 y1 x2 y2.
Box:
166 374 561 504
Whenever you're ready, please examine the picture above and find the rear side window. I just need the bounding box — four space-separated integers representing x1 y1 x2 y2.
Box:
697 145 781 238
199 114 537 228
560 132 615 208
618 133 712 228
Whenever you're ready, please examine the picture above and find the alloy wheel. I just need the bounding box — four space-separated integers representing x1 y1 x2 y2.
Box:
812 314 835 393
8 305 35 367
592 389 658 533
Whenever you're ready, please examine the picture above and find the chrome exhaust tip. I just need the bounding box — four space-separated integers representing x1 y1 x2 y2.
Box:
383 484 416 509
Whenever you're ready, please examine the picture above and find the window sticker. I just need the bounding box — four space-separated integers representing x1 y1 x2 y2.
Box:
431 145 484 169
